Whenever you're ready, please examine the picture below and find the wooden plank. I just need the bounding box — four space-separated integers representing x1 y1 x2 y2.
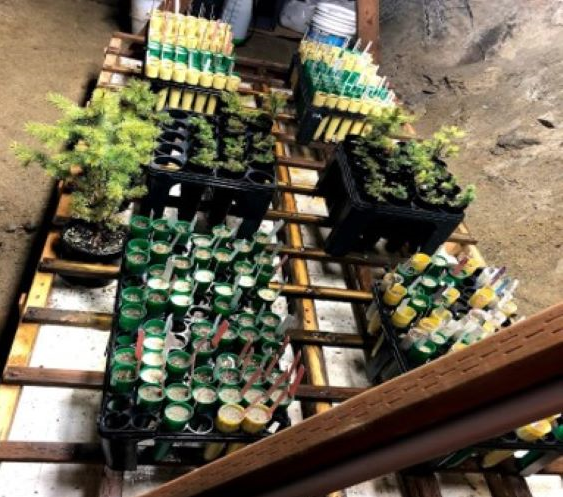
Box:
128 302 563 497
40 258 120 279
0 209 59 440
541 456 563 474
288 329 373 349
271 282 373 303
273 245 397 267
264 209 329 226
23 307 113 331
1 366 363 402
3 367 105 389
99 467 124 497
397 473 443 497
485 473 534 497
276 155 325 171
356 0 380 61
0 441 103 463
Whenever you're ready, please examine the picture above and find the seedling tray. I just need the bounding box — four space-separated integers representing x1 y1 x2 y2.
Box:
292 55 365 145
368 286 563 461
317 144 464 256
98 251 289 470
145 74 224 98
142 109 277 239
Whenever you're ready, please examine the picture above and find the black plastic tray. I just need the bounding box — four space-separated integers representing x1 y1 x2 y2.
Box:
292 55 365 145
317 144 464 256
367 285 563 465
141 109 277 239
98 251 289 470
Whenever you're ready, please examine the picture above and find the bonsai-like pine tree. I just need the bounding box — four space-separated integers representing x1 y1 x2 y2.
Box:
12 79 167 230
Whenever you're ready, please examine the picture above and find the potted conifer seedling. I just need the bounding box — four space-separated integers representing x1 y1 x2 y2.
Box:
12 80 168 286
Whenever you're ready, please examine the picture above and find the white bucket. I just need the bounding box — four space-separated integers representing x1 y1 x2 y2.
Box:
131 0 156 32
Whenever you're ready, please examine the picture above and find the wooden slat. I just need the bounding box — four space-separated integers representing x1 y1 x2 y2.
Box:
397 473 443 497
264 209 329 226
272 244 397 267
99 467 124 497
40 257 120 279
485 473 534 497
1 366 364 402
23 307 113 331
0 441 103 463
270 282 373 303
541 457 563 474
288 329 373 349
3 367 104 389
276 155 325 171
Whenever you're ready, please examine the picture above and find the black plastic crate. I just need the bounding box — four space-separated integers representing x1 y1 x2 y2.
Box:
140 109 277 240
98 254 290 470
292 55 365 145
367 286 563 469
317 144 464 256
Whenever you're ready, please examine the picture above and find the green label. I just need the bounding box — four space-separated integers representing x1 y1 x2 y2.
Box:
147 41 162 58
175 46 188 63
161 43 175 61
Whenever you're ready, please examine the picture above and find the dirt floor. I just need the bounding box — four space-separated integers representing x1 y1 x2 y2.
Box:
0 0 120 350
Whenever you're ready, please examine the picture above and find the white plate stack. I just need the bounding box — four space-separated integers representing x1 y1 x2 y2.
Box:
310 1 357 39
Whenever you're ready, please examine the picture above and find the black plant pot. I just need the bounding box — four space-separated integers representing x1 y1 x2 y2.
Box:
59 220 126 287
413 193 442 212
247 113 273 133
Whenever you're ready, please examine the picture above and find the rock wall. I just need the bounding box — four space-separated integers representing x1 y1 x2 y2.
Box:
379 0 563 314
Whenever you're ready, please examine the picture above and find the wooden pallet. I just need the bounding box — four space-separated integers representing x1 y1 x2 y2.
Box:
0 31 561 497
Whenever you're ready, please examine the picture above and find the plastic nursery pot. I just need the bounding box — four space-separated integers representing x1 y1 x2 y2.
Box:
261 339 280 358
193 246 213 268
191 338 217 366
172 220 191 245
252 231 271 254
396 263 417 285
143 318 166 337
254 287 278 310
232 238 253 260
218 385 243 405
163 401 194 431
407 340 437 365
383 283 407 307
192 385 218 414
268 388 292 414
190 234 213 249
169 293 193 319
411 253 432 273
265 368 289 389
390 306 417 329
130 215 152 238
257 267 275 286
237 326 260 349
446 268 467 286
217 326 238 350
192 365 215 388
211 224 234 247
215 352 239 369
151 218 172 241
165 383 192 404
193 269 215 293
139 366 167 386
190 320 214 341
121 286 145 307
171 278 193 295
148 264 166 279
238 274 257 294
242 403 271 434
241 386 268 408
142 351 165 369
213 283 234 300
409 293 431 315
260 328 280 346
215 403 245 433
246 353 264 369
147 276 171 293
146 289 170 317
259 311 281 332
137 383 164 411
426 256 449 278
112 347 137 367
115 334 135 346
173 256 192 278
125 250 150 275
213 296 233 318
142 335 165 354
215 367 241 387
237 312 257 328
110 364 137 394
213 248 232 273
119 304 147 332
166 349 191 380
419 275 440 296
241 366 265 388
126 238 150 254
150 241 172 265
233 260 254 277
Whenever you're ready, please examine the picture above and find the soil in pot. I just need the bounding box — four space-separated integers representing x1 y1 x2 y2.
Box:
60 220 126 287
